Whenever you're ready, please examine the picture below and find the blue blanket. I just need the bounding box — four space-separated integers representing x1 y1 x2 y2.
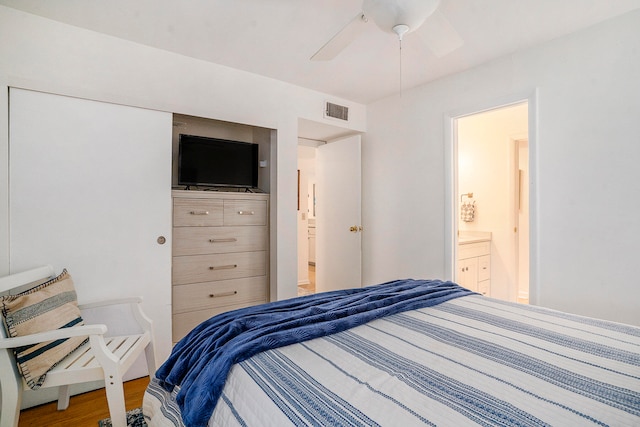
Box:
155 279 474 427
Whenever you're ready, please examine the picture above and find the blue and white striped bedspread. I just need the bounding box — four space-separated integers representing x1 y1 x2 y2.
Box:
144 295 640 426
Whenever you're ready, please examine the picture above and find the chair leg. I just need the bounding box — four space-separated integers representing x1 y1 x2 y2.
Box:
144 340 157 377
0 367 23 427
0 388 21 427
57 384 70 410
103 370 127 427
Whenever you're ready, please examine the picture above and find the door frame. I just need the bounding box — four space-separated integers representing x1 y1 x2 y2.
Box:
0 81 9 277
443 89 539 305
511 136 530 303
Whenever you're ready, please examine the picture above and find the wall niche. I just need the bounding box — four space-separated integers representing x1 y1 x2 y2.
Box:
172 113 274 193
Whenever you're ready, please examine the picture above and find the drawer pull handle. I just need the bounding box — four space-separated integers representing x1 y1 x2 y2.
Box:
189 210 209 215
209 264 237 270
209 238 238 243
237 210 255 215
209 291 238 298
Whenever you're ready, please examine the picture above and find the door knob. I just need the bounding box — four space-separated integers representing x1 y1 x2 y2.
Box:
349 226 358 232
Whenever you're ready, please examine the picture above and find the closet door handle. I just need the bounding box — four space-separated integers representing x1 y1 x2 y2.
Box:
189 210 209 215
209 238 237 243
209 264 237 270
237 210 255 215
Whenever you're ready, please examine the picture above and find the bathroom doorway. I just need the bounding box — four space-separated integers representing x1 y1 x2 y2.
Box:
455 102 530 303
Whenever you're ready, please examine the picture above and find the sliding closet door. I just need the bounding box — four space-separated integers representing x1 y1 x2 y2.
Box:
9 88 172 373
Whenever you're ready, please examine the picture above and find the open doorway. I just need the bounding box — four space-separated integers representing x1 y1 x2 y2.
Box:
455 102 529 303
296 119 363 297
297 140 320 296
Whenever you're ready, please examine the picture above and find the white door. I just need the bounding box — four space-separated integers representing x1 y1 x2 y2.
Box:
9 89 172 375
315 135 362 292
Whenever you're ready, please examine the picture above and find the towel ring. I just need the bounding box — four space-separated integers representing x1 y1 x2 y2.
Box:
460 192 473 202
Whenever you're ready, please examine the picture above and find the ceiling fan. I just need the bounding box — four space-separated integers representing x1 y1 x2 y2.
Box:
311 0 463 61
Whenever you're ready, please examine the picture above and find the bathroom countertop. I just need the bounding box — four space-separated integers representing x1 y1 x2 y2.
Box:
458 231 492 244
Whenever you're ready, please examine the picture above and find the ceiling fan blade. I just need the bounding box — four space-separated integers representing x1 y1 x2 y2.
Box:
415 10 463 57
311 13 368 61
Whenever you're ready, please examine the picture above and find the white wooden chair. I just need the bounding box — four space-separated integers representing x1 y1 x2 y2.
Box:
0 265 156 427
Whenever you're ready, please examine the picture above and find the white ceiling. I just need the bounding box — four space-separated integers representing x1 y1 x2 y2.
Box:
2 0 639 105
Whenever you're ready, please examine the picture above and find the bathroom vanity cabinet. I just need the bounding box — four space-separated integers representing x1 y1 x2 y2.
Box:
458 232 491 296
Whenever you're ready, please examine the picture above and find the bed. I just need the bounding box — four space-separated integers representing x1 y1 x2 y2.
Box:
143 279 640 426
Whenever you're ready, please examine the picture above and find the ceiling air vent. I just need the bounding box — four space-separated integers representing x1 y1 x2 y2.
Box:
325 102 349 121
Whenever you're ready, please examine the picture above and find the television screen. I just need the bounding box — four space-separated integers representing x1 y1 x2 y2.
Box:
178 134 258 188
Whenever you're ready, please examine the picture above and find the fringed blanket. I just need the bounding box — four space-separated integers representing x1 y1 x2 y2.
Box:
155 279 473 426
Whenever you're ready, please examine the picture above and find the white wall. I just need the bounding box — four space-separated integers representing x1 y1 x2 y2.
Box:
458 104 528 301
1 5 639 329
363 9 640 326
0 7 366 407
0 5 366 306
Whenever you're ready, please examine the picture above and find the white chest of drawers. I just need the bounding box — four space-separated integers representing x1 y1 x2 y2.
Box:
171 190 269 342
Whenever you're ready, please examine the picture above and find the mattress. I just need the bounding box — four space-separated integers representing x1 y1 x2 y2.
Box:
144 294 640 426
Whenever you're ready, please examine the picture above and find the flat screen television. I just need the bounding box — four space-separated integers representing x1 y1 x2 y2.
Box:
178 134 259 189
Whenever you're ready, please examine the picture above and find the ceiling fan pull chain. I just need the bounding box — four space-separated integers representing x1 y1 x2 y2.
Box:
399 36 403 97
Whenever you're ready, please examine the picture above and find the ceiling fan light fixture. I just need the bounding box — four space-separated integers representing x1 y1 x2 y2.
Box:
362 0 441 35
393 24 409 40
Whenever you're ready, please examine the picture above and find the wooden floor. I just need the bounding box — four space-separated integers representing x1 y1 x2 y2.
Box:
17 376 150 427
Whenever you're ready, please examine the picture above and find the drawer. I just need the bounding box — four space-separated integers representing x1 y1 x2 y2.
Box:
172 298 267 342
478 280 490 296
223 200 267 226
172 276 267 314
172 251 266 285
478 255 491 281
173 226 267 256
458 241 490 260
174 198 223 227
